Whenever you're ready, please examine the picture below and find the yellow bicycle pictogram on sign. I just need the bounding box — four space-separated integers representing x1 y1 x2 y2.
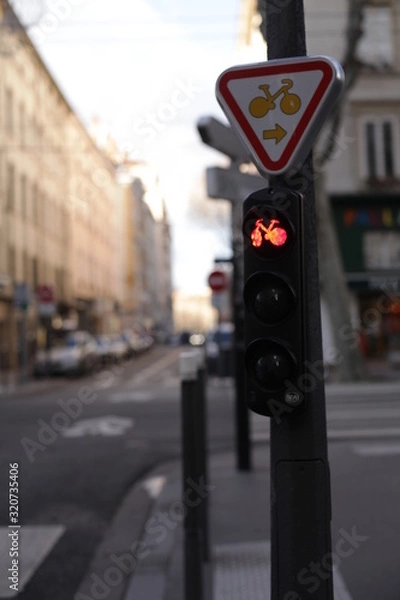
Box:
249 78 301 143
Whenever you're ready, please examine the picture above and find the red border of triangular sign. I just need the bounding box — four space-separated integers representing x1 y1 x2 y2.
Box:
217 59 335 173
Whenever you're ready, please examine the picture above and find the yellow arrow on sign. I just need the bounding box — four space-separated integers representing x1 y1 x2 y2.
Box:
262 124 287 144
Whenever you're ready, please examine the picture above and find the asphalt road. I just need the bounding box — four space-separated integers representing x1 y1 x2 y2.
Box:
0 345 234 600
1 347 400 599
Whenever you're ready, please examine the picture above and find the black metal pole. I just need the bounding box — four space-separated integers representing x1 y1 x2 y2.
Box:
264 1 334 598
196 356 210 562
231 199 252 471
180 353 204 600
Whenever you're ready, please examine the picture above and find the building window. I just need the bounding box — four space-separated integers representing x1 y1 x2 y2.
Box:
357 5 393 67
363 231 400 270
6 164 15 211
20 174 27 218
23 251 29 281
19 104 25 146
8 246 16 280
32 257 38 290
32 183 38 223
360 116 400 182
5 88 13 135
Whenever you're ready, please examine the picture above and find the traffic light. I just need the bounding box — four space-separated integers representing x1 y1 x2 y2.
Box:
242 187 305 418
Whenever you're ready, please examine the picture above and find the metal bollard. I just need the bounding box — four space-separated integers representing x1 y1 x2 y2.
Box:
180 351 204 600
193 348 210 564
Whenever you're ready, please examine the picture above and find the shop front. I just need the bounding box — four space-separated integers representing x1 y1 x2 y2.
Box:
332 194 400 359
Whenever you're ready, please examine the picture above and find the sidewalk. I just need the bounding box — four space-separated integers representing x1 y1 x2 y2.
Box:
75 376 386 600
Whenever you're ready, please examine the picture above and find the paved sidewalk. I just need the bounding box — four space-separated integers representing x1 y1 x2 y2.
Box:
120 377 382 600
122 446 354 600
75 369 400 600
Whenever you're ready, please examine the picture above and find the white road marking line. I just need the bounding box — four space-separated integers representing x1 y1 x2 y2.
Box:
109 391 154 403
0 525 65 597
328 407 400 419
252 427 400 442
61 416 135 438
141 476 167 499
352 442 400 457
125 352 178 387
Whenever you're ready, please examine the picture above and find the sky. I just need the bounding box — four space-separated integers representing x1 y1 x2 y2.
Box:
11 0 266 293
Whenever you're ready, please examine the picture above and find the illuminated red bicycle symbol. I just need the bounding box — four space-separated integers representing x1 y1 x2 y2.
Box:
251 218 288 248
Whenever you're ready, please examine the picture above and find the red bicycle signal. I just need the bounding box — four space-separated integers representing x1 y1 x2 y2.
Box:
251 219 288 248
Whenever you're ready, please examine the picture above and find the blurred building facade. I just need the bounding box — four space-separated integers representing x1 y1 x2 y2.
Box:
117 162 173 342
0 0 173 377
239 0 400 359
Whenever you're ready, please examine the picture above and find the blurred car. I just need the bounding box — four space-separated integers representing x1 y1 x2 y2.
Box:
205 323 234 376
34 330 99 376
109 334 130 362
120 329 154 356
95 335 113 364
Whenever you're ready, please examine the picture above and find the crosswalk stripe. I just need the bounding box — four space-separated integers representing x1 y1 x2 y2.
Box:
352 442 400 456
0 525 65 597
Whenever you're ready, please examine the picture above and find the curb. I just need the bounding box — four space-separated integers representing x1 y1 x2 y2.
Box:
74 465 164 600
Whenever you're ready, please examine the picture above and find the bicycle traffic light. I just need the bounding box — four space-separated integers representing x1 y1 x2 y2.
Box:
243 187 305 418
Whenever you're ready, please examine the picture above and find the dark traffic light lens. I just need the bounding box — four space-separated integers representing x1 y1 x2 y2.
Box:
246 339 297 391
244 273 296 325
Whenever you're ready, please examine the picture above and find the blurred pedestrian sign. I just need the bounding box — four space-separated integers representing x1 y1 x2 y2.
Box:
13 282 30 311
216 56 344 176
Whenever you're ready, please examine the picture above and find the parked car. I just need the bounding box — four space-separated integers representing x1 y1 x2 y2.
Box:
120 329 154 357
205 323 234 376
95 335 113 364
109 334 130 362
34 330 99 377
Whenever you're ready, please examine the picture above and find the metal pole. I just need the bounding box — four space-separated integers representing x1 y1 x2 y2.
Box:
195 350 210 563
180 352 204 600
231 199 252 471
20 310 28 382
264 1 334 598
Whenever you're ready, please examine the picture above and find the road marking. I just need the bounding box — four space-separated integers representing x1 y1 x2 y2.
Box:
125 352 178 387
0 525 65 597
352 442 400 457
328 407 400 420
141 476 166 499
109 391 154 403
213 541 353 599
252 427 400 443
61 416 134 438
326 382 400 397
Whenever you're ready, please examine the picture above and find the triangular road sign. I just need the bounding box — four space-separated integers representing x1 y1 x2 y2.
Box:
216 56 344 176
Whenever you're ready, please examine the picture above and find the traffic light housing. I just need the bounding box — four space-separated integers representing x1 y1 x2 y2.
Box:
243 187 305 418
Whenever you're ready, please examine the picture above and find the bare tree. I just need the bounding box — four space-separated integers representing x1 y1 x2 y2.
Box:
312 0 369 380
257 0 369 380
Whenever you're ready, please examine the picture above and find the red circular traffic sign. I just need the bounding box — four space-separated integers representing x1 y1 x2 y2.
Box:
208 270 227 292
36 285 54 303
